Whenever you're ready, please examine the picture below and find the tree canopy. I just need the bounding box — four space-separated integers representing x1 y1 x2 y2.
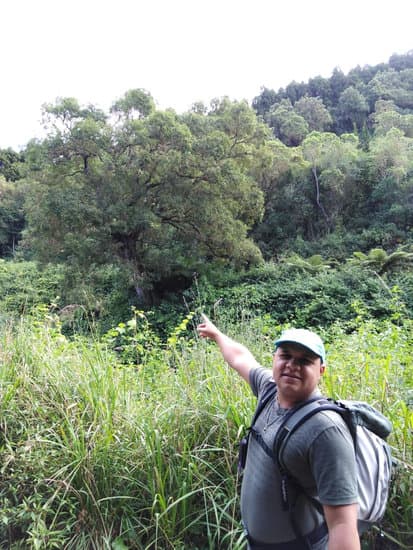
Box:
23 93 272 298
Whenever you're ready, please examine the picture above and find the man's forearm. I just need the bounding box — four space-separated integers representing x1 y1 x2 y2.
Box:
328 524 360 550
324 504 360 550
214 332 259 382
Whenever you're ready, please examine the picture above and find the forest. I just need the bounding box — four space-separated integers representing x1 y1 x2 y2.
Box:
0 51 413 322
1 51 413 327
0 51 412 548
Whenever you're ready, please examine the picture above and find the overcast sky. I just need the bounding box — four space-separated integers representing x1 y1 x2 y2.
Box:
2 0 412 150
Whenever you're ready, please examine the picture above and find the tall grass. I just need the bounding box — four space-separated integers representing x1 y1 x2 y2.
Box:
0 309 411 548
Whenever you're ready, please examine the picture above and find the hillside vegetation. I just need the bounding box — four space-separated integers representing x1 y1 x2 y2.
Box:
0 51 412 319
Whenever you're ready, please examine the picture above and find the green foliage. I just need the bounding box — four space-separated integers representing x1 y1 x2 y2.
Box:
369 127 413 183
0 308 411 548
111 89 155 120
0 260 63 317
1 51 412 328
293 96 333 133
183 260 413 331
265 99 309 146
53 262 139 334
6 51 412 310
102 308 161 366
349 247 413 274
0 148 24 182
166 311 195 349
2 250 413 359
0 179 26 257
23 95 270 301
368 67 413 110
372 99 413 138
252 51 413 133
281 253 334 273
336 86 370 133
0 311 248 548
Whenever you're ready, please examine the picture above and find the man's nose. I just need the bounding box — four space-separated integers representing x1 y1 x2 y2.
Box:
285 357 299 368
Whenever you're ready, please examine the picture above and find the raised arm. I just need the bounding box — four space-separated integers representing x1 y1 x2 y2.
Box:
196 314 259 384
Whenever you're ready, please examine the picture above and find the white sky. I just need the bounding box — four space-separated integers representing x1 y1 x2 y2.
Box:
1 0 412 150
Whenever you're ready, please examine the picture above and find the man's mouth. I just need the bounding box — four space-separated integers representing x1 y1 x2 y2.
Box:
281 373 301 380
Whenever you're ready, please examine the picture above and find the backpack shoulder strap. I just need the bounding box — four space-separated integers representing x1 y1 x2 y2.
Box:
271 397 393 532
238 380 277 473
249 380 277 428
274 398 353 473
273 398 350 514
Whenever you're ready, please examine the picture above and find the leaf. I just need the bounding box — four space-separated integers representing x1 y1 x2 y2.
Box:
112 538 129 550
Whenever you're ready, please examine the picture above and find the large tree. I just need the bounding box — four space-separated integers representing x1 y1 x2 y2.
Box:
336 87 369 133
265 99 309 146
294 96 332 133
301 131 360 231
24 93 271 299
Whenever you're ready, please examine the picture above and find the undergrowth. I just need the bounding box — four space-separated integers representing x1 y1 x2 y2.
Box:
0 306 411 548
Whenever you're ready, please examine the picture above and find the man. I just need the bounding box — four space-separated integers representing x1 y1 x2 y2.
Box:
197 315 360 550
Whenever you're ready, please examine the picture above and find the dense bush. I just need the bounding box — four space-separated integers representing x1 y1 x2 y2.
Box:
0 260 63 319
0 260 140 334
2 258 412 343
174 262 413 332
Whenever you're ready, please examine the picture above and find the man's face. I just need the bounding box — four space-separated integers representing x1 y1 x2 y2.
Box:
272 343 325 406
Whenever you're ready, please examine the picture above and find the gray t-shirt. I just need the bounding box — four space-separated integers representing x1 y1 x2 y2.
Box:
240 367 358 547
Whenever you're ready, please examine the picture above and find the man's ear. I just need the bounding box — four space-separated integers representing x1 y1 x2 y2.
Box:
320 364 326 375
